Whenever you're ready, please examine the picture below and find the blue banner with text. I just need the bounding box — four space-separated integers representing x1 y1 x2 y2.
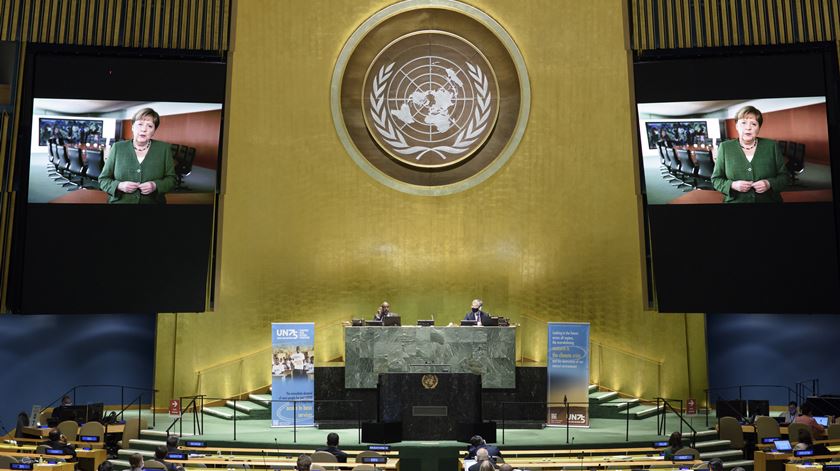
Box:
547 322 590 427
271 323 315 427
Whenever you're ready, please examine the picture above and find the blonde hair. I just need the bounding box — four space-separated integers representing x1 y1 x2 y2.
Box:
735 106 763 127
132 107 160 128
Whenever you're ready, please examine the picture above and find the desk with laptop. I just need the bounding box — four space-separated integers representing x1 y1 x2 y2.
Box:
755 439 840 471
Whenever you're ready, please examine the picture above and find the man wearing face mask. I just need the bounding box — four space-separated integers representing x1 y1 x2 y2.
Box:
463 299 492 326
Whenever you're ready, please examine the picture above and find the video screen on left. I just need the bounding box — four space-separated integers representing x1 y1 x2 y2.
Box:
28 99 222 204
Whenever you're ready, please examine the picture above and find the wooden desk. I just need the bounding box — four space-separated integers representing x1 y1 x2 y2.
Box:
50 188 214 204
670 189 833 205
34 463 75 471
180 446 398 457
77 448 108 471
498 447 659 457
460 458 701 470
755 450 793 471
22 423 124 438
785 462 840 471
168 458 398 469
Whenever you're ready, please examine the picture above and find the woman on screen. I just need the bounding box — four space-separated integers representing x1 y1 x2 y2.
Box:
99 108 176 204
711 106 788 203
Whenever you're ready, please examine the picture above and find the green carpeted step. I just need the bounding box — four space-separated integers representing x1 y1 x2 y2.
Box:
694 439 731 451
626 404 663 419
249 394 272 407
700 450 743 460
588 391 619 404
226 400 268 413
117 449 155 459
203 406 235 420
108 459 130 471
600 398 639 410
723 460 753 470
692 429 720 441
588 384 599 393
225 400 271 420
127 438 165 451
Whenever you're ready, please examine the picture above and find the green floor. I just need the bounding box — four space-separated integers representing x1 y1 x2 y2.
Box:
136 410 717 448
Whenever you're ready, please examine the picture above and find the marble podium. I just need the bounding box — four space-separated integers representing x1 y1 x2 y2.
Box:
379 372 481 440
344 326 516 389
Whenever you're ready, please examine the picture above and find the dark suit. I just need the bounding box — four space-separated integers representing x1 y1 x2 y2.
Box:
316 446 348 463
468 460 498 471
466 444 502 459
463 310 492 325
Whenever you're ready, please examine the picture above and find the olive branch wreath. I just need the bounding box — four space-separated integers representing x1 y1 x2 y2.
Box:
369 61 492 161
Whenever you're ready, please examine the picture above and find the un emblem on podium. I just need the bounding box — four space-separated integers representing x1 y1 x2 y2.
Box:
421 374 439 390
332 0 530 195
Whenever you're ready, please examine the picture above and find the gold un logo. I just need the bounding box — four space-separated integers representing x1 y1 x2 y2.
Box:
331 0 530 195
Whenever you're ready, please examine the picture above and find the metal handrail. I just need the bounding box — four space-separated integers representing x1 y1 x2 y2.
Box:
43 384 159 427
703 383 799 427
655 397 696 448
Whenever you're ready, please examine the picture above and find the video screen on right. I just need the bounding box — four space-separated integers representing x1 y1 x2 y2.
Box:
635 45 840 313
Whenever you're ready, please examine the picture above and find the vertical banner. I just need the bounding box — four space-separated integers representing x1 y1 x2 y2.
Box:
271 323 315 427
547 322 590 427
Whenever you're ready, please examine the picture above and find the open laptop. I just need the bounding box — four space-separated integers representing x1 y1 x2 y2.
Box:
814 416 829 427
772 439 792 452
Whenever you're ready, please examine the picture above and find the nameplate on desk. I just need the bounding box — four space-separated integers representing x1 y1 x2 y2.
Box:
460 320 477 326
672 454 694 461
361 456 387 464
44 449 64 455
365 320 383 326
761 437 780 444
10 464 33 470
417 320 434 326
368 445 390 451
412 405 447 417
794 449 814 457
82 448 92 451
653 441 668 447
166 453 187 460
822 466 840 471
185 441 206 447
79 435 99 442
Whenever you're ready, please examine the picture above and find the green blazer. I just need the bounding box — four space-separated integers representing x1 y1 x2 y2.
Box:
711 138 788 203
99 140 176 204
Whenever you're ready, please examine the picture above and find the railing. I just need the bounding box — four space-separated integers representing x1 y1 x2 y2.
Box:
194 347 272 399
43 384 159 427
656 397 696 447
591 341 664 399
168 396 364 443
703 383 799 427
795 378 820 405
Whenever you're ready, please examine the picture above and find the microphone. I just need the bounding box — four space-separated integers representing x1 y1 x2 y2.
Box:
261 450 267 470
274 437 281 457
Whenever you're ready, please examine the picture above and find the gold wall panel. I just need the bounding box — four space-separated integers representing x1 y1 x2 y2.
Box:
155 0 708 406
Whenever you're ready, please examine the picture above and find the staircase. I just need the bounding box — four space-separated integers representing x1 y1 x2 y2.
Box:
202 393 272 420
588 384 664 419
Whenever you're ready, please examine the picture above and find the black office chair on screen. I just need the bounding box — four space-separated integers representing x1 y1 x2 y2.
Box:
54 145 75 187
675 148 696 189
664 147 686 187
174 147 195 191
692 149 715 189
65 147 85 190
82 149 104 189
786 142 806 186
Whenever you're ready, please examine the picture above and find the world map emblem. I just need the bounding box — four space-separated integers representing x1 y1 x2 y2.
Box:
363 31 500 169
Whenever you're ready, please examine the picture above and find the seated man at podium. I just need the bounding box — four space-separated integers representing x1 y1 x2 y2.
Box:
374 301 395 320
467 435 501 460
463 299 492 326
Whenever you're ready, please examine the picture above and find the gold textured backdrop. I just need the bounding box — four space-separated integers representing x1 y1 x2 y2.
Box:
154 0 708 405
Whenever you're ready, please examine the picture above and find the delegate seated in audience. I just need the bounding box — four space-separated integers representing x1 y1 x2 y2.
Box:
469 448 498 471
316 432 348 462
50 396 73 420
662 431 682 460
467 434 501 459
498 465 514 471
793 428 830 455
166 435 180 453
295 454 311 471
129 453 144 471
98 461 113 471
780 401 798 423
793 403 826 437
154 445 183 471
42 429 77 461
709 458 724 471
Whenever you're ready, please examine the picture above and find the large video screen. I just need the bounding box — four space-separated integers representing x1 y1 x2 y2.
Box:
7 47 226 314
634 45 840 313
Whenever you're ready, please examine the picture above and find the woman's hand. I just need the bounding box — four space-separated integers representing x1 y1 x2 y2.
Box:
730 180 753 192
138 181 157 195
117 181 140 193
751 179 771 193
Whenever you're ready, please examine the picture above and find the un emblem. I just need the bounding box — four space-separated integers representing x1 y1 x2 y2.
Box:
421 374 439 389
332 0 530 195
363 32 499 168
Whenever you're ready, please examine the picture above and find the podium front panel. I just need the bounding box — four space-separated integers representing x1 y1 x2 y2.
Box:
344 326 516 389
